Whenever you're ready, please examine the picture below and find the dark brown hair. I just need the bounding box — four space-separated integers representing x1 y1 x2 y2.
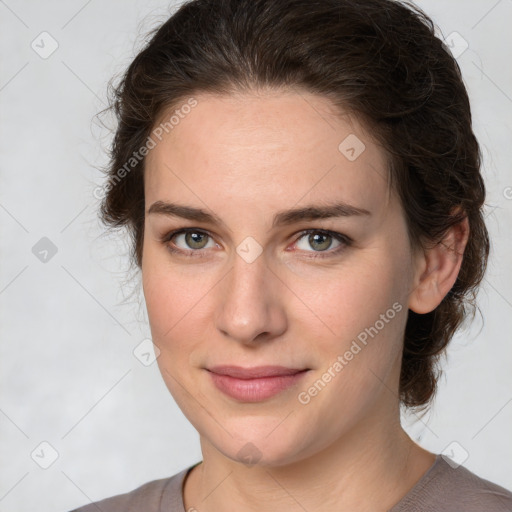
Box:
98 0 489 412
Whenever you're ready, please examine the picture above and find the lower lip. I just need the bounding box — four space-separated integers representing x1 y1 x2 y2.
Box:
208 370 309 402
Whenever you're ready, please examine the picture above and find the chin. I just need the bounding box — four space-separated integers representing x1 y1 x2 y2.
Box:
225 442 304 469
202 415 316 469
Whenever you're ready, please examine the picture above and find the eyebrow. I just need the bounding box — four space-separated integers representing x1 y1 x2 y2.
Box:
147 200 371 228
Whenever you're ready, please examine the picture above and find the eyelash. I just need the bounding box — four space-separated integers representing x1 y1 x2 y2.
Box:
160 228 352 259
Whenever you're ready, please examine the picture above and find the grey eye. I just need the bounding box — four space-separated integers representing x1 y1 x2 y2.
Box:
174 231 213 250
295 232 340 252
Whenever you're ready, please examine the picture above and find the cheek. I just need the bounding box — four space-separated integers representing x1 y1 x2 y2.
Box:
290 255 404 346
143 270 176 340
142 247 202 339
142 259 217 381
142 267 204 406
291 252 408 400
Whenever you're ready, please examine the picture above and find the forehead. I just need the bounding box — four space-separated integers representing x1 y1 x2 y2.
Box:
144 90 392 218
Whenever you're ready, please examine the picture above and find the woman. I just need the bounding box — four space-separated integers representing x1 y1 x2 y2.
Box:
72 0 512 510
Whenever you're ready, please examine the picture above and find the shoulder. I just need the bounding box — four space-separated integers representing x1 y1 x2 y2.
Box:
392 455 512 512
68 467 189 512
443 461 512 511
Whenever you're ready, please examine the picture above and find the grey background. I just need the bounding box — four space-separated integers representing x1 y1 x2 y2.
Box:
0 1 511 511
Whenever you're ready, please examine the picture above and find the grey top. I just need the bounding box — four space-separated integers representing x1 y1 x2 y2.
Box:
69 454 512 511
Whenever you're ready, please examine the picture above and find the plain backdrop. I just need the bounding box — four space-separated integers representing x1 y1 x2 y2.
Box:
1 1 511 511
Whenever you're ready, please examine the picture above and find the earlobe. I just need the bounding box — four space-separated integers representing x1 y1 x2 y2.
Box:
408 215 470 315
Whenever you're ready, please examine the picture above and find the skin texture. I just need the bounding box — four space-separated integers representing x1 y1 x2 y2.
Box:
141 89 469 512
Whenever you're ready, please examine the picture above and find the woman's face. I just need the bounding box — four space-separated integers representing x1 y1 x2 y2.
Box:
142 90 420 466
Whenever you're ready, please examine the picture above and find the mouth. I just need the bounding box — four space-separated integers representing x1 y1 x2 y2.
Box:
206 365 310 402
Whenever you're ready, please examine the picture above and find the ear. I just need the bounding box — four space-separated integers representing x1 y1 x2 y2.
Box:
408 213 470 315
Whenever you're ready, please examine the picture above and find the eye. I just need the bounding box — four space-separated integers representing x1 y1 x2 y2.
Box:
161 228 352 259
162 229 217 256
292 229 351 257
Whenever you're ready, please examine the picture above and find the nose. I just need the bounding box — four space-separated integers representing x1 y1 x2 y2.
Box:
214 251 288 346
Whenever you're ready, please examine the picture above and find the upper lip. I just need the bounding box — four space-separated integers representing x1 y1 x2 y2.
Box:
207 365 308 379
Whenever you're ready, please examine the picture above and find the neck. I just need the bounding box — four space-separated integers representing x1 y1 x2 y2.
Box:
183 403 436 512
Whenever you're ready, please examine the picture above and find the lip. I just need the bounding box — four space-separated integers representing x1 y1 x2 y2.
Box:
207 365 310 402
